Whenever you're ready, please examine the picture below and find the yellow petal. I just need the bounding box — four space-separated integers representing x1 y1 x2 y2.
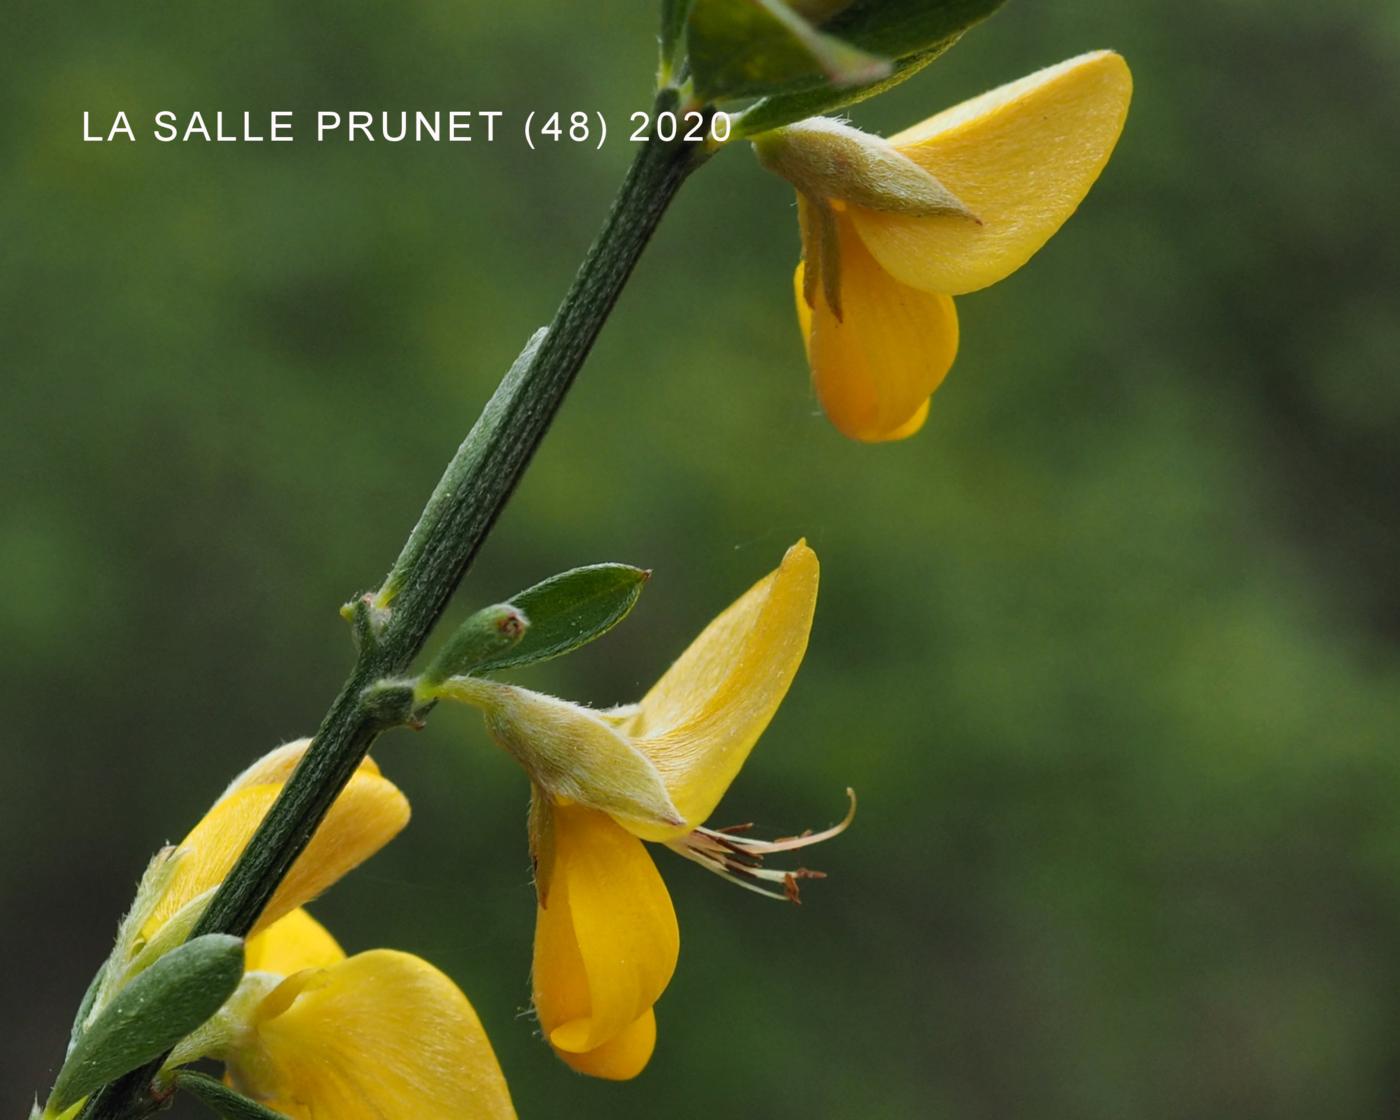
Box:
795 215 959 442
245 908 346 976
850 51 1132 295
882 398 931 440
532 803 677 1074
555 1009 656 1081
231 950 516 1120
142 771 409 941
795 261 813 356
621 541 820 839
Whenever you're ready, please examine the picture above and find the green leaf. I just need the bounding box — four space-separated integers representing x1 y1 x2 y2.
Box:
824 0 1007 57
48 935 244 1112
66 960 107 1052
175 1071 291 1120
473 564 649 674
660 0 692 80
420 602 528 684
734 41 944 137
731 0 1007 137
687 0 890 102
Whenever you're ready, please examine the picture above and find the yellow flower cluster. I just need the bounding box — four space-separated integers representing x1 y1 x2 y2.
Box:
84 543 840 1104
71 49 1135 1111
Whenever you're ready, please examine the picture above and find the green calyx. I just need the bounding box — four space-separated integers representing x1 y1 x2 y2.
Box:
48 935 244 1114
753 117 977 219
174 1072 292 1120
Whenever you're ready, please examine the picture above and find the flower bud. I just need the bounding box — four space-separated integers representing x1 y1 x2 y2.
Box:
420 603 528 687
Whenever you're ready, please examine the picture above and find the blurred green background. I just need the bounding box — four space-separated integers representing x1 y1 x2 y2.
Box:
5 1 1400 1116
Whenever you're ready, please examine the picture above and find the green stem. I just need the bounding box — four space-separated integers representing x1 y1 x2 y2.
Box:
77 86 707 1120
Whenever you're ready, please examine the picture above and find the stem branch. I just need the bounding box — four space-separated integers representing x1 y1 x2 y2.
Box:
79 86 705 1120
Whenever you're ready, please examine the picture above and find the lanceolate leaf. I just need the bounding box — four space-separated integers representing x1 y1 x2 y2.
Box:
66 960 107 1053
730 0 1008 138
472 564 649 674
687 0 890 102
660 0 692 78
49 935 244 1111
176 1071 292 1120
735 43 945 138
824 0 1007 57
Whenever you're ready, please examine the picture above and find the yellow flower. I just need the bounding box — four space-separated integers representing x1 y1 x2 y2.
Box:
140 740 412 943
442 541 852 1080
206 909 515 1120
90 741 516 1120
762 50 1132 442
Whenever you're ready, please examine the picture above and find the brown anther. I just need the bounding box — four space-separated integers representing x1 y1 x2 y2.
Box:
783 874 802 904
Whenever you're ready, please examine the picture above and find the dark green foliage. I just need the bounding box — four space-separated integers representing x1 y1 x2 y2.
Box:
175 1072 291 1120
825 0 1008 57
50 937 243 1111
687 0 890 101
477 564 650 674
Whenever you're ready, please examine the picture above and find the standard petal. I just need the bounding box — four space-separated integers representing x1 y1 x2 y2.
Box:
850 50 1132 295
621 541 819 839
797 216 959 442
532 803 677 1073
231 950 516 1120
245 908 345 976
141 771 409 941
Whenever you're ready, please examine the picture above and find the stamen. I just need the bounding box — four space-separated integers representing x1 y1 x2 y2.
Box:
667 789 855 903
